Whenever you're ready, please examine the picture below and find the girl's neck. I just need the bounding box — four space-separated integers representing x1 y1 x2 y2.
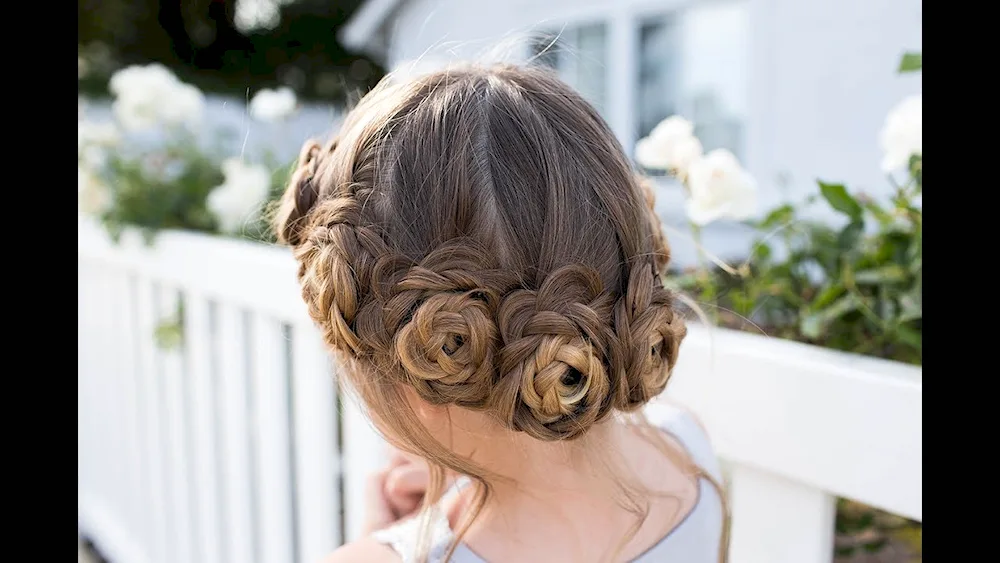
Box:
440 418 656 559
429 406 701 562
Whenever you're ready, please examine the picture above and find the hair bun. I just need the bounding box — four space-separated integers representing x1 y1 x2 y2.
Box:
612 262 687 410
396 291 499 406
384 241 516 407
518 335 608 425
495 265 615 441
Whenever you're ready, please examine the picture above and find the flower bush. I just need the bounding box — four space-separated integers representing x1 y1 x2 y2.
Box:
640 57 921 367
78 63 294 244
638 52 922 559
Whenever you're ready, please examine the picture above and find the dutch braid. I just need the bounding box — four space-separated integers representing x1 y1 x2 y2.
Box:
280 149 685 442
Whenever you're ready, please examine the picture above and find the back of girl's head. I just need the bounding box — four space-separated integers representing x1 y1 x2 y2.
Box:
275 63 685 444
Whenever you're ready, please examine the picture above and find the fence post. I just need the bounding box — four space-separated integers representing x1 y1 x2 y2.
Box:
184 292 225 563
728 464 836 563
135 276 171 563
251 314 296 563
291 323 341 562
157 286 196 563
115 270 143 546
341 391 387 543
217 304 257 563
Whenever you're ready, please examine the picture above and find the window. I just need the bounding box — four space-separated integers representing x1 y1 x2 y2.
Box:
637 2 749 159
530 23 609 114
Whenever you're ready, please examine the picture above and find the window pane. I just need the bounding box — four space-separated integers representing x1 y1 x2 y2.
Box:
530 32 560 69
637 2 748 158
638 17 681 141
575 24 607 113
529 24 608 114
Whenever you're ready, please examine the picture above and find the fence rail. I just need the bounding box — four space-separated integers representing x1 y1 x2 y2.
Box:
77 219 922 563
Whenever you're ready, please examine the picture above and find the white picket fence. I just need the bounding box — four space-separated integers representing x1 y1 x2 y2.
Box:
77 218 922 563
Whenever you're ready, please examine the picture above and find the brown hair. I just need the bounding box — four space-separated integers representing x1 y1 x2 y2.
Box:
275 63 728 562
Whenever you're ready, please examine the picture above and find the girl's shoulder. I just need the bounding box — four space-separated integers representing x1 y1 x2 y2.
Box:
643 401 722 480
322 536 402 563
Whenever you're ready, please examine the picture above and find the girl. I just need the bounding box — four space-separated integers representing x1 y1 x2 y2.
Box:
275 63 727 563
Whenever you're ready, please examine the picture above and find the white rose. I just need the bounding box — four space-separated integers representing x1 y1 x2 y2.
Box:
109 64 176 130
78 166 112 216
109 64 205 132
80 145 108 170
249 86 298 122
636 135 703 176
235 0 284 33
685 149 758 226
78 120 120 151
635 115 704 179
78 120 120 172
879 95 921 173
208 158 272 233
650 115 695 140
159 82 206 128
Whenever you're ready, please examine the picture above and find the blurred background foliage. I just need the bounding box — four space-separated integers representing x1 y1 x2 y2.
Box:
78 0 384 104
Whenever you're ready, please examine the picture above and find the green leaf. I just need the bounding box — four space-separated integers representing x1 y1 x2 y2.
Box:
835 546 856 557
878 292 897 321
863 201 894 226
758 204 795 229
909 154 922 190
899 284 922 322
899 297 921 322
858 512 875 529
154 319 184 351
854 264 908 285
799 316 823 340
663 273 701 291
894 324 922 350
800 295 858 339
841 258 855 288
862 538 889 553
754 242 772 261
837 221 865 250
730 290 755 317
818 181 863 220
898 52 922 73
812 282 846 309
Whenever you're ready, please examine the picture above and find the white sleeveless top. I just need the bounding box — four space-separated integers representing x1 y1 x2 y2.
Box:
372 403 724 562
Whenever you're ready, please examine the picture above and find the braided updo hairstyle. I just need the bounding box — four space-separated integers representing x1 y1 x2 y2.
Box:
274 63 717 561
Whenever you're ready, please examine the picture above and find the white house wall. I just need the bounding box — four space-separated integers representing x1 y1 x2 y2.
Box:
384 0 921 214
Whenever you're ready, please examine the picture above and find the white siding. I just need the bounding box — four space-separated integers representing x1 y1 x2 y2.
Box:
378 0 921 264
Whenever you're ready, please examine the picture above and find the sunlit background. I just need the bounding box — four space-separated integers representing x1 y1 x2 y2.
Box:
78 1 922 562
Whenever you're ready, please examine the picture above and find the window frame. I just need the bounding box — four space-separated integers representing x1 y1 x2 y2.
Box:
519 0 750 193
526 20 612 115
